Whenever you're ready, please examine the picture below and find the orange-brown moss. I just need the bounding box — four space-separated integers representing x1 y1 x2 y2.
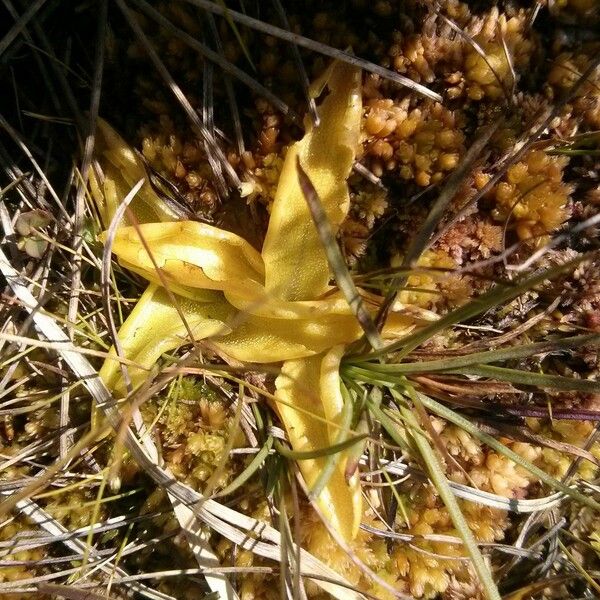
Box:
362 99 465 185
547 49 600 129
490 150 572 244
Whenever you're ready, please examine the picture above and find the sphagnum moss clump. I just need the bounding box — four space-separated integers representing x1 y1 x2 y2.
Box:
489 150 572 245
2 1 600 599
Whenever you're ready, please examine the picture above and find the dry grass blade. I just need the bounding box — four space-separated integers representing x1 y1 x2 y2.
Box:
38 583 122 600
132 0 298 122
206 12 246 154
100 179 145 394
0 0 47 58
0 333 137 364
296 158 382 350
506 212 600 272
11 498 175 600
446 364 600 394
181 0 442 101
359 443 566 513
0 429 67 473
0 508 164 554
0 426 109 519
24 5 85 126
498 28 517 98
481 422 600 468
0 112 69 219
360 522 539 559
501 406 600 421
558 538 600 595
169 500 240 600
64 0 108 458
2 33 62 125
115 0 240 196
562 423 600 483
270 0 318 126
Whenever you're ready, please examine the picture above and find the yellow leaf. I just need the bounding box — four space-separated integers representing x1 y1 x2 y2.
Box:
275 351 362 541
116 258 222 303
100 285 232 393
214 313 363 363
100 221 265 296
90 119 184 226
225 285 365 319
214 309 417 364
261 63 362 301
320 345 346 443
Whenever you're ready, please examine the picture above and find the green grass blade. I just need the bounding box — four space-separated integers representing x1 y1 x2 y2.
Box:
351 334 600 373
309 381 354 499
347 367 600 511
216 0 256 71
447 365 600 394
414 390 600 512
362 396 412 455
352 255 589 361
558 539 600 596
296 158 382 350
274 434 368 460
374 389 502 600
213 436 273 498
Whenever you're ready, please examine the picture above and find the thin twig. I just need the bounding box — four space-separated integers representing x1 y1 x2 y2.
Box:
132 0 298 123
206 12 245 155
270 0 318 126
182 0 442 102
115 0 240 195
100 179 145 393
